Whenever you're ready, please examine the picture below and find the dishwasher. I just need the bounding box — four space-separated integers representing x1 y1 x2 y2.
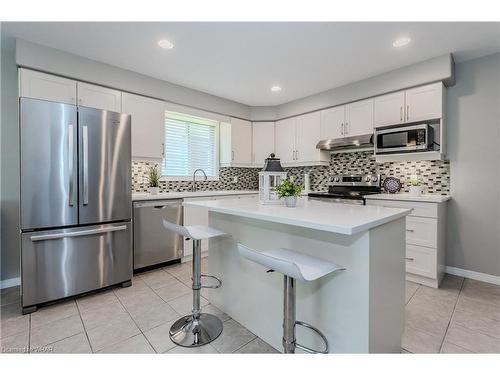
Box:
133 200 184 270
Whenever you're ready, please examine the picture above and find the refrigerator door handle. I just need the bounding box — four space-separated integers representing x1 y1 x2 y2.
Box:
30 225 127 242
82 125 89 205
68 124 74 207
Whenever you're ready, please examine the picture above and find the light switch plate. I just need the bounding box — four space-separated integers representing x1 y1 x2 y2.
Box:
233 176 238 183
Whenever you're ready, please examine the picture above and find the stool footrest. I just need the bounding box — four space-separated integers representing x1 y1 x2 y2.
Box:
200 274 222 289
294 321 329 354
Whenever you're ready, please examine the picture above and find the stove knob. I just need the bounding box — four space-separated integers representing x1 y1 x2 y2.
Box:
333 176 340 182
365 176 371 182
371 176 378 182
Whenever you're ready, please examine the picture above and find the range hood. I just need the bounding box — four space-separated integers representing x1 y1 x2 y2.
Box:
316 133 373 152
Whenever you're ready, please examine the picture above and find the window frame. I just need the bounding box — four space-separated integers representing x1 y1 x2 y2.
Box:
161 111 220 182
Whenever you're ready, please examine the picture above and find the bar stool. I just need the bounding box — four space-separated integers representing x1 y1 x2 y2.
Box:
237 244 345 354
163 219 227 347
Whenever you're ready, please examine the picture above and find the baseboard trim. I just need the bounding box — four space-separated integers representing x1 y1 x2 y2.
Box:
446 266 500 286
0 277 20 289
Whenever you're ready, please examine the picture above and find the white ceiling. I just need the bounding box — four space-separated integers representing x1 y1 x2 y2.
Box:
4 22 500 106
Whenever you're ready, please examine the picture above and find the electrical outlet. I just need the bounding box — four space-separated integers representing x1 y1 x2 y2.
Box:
233 176 238 183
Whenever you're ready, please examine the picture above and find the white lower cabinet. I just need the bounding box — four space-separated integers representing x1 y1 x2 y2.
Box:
366 198 447 288
182 194 257 258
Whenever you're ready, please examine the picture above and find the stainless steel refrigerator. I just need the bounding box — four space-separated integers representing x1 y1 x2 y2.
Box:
20 97 132 313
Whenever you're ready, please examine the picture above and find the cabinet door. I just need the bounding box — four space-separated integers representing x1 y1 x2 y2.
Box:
320 106 345 139
77 82 122 112
373 91 405 127
405 82 443 123
252 122 275 166
295 111 322 162
230 118 253 165
345 98 374 137
275 118 296 164
20 68 77 105
122 93 165 159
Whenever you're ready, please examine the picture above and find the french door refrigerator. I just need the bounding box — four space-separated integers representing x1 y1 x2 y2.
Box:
20 97 132 313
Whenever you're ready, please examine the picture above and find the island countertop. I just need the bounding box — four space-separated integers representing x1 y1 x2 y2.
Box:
132 190 258 201
183 197 411 235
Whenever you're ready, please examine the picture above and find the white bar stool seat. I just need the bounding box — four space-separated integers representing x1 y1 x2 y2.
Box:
163 219 227 348
237 243 345 354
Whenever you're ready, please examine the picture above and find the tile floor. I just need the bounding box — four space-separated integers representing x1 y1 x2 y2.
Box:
1 260 500 354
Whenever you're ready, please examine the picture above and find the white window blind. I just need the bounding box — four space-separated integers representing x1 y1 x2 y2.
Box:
162 111 219 178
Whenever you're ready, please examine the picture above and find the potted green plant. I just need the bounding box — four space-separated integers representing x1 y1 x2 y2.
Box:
276 179 303 207
146 165 160 195
407 178 423 197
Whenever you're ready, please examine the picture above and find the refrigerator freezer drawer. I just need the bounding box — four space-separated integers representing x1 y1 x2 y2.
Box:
133 200 183 269
22 222 132 308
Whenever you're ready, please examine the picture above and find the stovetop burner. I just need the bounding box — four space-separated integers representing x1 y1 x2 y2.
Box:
308 174 381 204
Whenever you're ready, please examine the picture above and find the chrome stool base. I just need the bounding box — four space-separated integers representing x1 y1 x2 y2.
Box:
169 313 223 347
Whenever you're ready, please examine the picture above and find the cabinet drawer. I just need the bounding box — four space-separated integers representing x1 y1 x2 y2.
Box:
406 216 437 248
405 244 436 279
366 199 437 218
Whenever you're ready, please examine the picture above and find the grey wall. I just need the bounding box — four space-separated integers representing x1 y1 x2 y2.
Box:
254 54 455 120
0 26 20 282
447 52 500 277
15 39 251 120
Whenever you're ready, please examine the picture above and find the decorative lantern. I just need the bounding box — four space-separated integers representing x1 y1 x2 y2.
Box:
259 154 287 205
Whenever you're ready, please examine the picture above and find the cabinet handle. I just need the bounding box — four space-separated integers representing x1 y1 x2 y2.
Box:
400 107 403 122
232 150 234 161
405 257 415 261
406 229 415 232
407 105 410 121
345 122 349 135
296 150 299 160
341 123 344 136
161 143 165 157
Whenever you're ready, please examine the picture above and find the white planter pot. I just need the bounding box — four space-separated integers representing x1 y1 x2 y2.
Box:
409 186 423 197
283 196 297 208
149 187 160 195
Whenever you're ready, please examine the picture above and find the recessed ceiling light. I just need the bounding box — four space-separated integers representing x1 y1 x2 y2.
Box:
158 39 174 49
392 37 411 48
270 85 282 92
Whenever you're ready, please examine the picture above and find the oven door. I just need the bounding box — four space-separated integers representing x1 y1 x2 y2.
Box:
375 124 429 154
308 197 365 205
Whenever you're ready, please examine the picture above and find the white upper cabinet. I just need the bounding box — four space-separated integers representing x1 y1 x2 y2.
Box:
405 82 443 123
374 82 444 127
77 82 122 112
345 98 374 137
320 106 345 139
295 112 323 163
19 68 77 105
122 93 165 160
252 122 275 167
275 114 328 166
275 117 296 164
374 91 405 127
220 118 252 167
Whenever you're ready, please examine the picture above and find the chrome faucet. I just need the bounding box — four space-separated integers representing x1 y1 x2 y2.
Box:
192 169 208 192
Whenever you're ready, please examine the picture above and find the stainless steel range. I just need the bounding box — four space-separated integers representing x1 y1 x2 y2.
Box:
308 174 381 205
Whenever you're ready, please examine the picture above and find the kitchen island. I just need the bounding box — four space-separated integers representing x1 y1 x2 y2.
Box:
183 197 411 353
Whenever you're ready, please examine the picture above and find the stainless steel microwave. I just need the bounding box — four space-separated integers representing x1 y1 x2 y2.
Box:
375 124 433 154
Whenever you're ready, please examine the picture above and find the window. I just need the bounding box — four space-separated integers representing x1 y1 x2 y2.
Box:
162 111 219 179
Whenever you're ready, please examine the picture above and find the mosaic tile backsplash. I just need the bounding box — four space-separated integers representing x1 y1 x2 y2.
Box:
132 151 450 195
132 162 259 193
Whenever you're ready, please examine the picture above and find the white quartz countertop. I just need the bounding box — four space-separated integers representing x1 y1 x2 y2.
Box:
183 197 411 235
132 190 258 201
365 193 451 203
